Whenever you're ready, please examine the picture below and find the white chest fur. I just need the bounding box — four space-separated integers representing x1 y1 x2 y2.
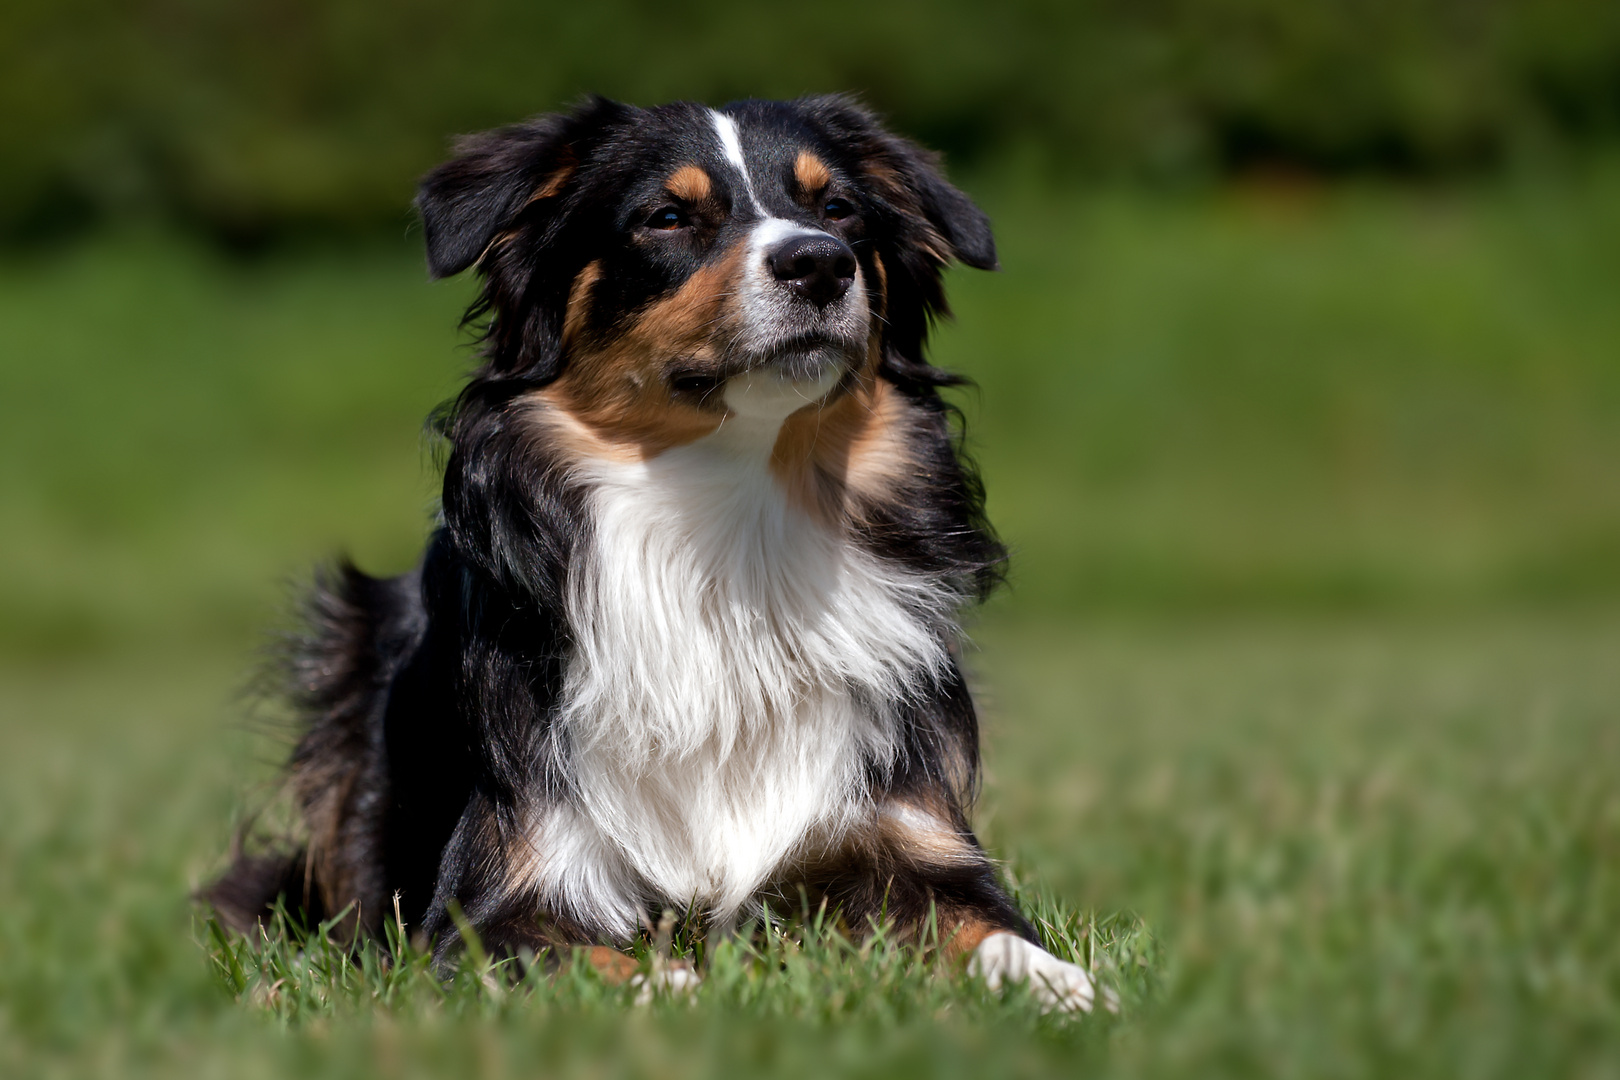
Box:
520 370 954 938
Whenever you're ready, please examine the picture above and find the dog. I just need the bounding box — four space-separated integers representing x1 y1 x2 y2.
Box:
209 94 1100 1012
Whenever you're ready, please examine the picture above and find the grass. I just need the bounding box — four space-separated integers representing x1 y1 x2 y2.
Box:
3 168 1619 1076
4 618 1614 1077
203 890 1147 1029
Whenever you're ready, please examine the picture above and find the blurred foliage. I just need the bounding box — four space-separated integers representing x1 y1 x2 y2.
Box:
4 0 1620 243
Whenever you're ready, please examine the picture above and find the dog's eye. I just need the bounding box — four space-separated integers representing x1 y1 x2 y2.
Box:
646 206 689 230
823 198 854 221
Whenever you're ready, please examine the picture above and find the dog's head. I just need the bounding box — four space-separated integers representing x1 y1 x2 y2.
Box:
418 95 995 454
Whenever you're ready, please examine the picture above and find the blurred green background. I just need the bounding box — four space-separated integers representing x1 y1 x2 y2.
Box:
2 3 1618 1077
7 0 1620 244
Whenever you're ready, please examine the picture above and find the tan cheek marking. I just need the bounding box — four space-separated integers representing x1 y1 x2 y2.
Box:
769 354 916 524
529 244 749 460
622 243 744 348
768 380 867 520
666 164 713 203
527 376 723 464
839 375 916 503
523 394 638 465
766 254 896 519
795 151 832 193
561 260 603 348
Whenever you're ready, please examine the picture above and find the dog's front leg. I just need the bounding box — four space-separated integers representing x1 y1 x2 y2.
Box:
793 796 1110 1014
417 790 599 969
416 790 699 997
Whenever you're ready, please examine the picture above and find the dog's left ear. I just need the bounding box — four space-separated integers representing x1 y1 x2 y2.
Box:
801 94 997 272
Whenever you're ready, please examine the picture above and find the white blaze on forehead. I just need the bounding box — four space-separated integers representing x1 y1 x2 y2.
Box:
709 108 871 365
710 109 763 214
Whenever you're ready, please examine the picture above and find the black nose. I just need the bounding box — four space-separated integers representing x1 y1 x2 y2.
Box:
768 233 857 307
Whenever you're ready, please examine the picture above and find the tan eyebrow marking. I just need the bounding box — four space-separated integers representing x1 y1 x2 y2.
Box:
794 151 832 192
665 164 713 202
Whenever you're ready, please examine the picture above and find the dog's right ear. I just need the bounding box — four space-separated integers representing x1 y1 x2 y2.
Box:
416 98 626 279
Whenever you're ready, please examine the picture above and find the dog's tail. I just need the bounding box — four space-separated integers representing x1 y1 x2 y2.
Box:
205 561 426 939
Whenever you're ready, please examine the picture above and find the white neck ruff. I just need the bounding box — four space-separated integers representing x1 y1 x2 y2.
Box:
519 370 955 935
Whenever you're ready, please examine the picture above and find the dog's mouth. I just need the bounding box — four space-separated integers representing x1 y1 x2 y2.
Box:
667 333 859 404
753 334 854 383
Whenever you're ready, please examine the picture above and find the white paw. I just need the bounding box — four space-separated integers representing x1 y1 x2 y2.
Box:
629 963 702 1004
969 932 1113 1015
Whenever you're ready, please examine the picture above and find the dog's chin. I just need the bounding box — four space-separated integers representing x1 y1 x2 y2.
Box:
721 344 856 429
757 342 852 385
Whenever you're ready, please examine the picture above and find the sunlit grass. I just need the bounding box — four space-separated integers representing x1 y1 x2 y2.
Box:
200 893 1154 1029
4 616 1615 1078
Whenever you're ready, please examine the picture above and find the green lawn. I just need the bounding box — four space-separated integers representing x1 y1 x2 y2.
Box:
2 169 1618 1077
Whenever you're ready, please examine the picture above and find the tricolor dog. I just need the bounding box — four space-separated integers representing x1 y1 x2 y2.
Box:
210 95 1100 1012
